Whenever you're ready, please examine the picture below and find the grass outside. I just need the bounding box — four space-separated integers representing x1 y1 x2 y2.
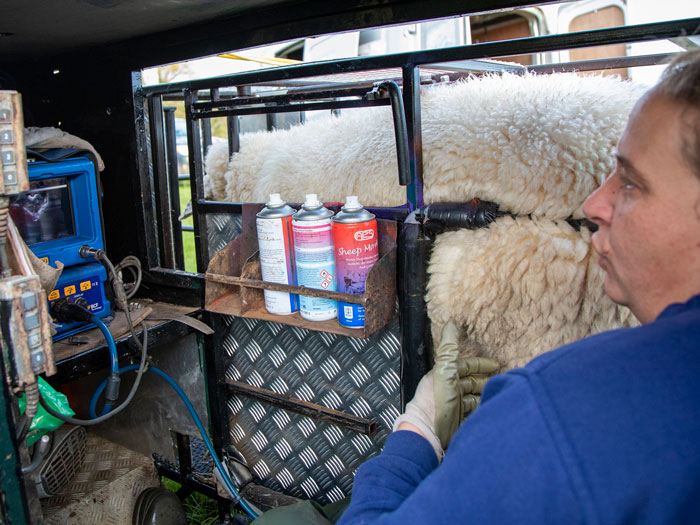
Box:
162 477 219 524
179 180 197 273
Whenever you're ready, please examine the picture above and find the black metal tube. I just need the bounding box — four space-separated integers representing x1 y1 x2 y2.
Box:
401 65 423 210
201 118 213 151
419 200 505 229
164 107 185 270
227 115 240 157
195 97 388 119
397 215 431 407
375 81 411 187
184 88 210 274
193 85 373 110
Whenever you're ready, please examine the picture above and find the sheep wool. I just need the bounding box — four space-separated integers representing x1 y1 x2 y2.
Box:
421 73 645 218
203 72 644 218
426 216 638 372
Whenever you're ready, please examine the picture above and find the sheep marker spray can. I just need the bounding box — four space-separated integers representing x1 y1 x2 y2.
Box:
256 194 298 315
332 196 378 328
292 194 337 321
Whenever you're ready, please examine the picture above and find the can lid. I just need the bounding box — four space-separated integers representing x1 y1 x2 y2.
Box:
343 196 362 211
303 193 322 209
267 193 284 207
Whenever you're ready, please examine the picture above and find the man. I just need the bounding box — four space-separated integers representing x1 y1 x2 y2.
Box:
338 50 700 524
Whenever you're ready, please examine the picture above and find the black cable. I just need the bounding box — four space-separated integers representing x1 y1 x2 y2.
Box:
15 414 29 441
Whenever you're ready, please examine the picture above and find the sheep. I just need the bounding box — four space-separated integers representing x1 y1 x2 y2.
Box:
203 71 645 372
426 217 638 372
204 72 645 219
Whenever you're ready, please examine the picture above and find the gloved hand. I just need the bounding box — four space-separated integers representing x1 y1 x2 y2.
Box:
393 322 499 460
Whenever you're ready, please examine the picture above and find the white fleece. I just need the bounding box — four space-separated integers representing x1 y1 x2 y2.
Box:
204 72 645 218
426 216 638 372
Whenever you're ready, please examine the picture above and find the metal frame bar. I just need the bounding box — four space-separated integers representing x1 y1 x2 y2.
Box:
142 17 700 97
163 106 186 270
129 15 700 500
195 97 389 119
225 380 377 436
184 89 210 274
0 331 30 524
148 95 178 269
134 17 700 290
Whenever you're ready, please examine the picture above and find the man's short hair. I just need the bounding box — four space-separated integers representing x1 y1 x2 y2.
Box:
653 50 700 179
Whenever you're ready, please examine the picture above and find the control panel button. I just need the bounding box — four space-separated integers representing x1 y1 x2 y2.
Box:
1 150 14 165
4 168 16 184
21 291 37 310
24 311 40 330
31 350 46 368
0 129 13 144
0 109 11 122
28 331 42 349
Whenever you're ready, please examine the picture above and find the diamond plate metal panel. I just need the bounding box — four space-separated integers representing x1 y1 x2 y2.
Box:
42 433 159 524
207 212 401 504
207 213 242 255
221 317 401 504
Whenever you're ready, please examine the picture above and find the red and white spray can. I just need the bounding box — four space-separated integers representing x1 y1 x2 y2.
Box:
332 196 379 328
256 194 298 315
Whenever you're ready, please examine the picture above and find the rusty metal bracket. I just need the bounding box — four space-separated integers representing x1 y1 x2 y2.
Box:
225 380 377 436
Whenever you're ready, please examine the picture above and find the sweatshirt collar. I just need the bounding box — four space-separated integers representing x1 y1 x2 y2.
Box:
657 293 700 321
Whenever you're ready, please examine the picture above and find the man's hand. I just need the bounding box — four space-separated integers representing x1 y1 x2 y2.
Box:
393 322 499 460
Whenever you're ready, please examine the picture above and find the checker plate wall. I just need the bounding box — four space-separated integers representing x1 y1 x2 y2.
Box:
207 213 402 504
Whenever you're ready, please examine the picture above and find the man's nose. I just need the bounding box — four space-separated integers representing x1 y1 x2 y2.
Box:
583 175 615 227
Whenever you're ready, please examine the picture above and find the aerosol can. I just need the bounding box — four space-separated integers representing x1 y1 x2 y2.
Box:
256 194 298 315
292 194 337 321
332 196 378 328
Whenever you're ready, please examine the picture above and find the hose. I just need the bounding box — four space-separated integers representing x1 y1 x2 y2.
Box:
91 316 118 373
62 247 260 517
39 322 148 426
89 364 259 519
89 316 120 413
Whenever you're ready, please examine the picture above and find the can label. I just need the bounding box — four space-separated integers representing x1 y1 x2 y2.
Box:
293 218 337 321
332 219 379 328
256 216 298 315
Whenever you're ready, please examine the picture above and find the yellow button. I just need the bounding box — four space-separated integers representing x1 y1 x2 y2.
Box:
80 281 91 291
63 285 76 296
48 290 59 301
40 257 49 264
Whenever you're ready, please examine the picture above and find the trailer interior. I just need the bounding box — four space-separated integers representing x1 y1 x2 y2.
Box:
2 1 699 523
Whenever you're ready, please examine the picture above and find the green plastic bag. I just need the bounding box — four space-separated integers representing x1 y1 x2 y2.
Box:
19 377 74 446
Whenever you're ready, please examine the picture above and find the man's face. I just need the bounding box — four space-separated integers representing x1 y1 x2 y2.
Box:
583 93 700 323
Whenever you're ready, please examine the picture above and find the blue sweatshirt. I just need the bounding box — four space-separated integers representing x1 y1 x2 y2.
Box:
339 295 700 524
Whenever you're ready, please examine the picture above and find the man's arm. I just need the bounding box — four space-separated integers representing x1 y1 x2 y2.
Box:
339 371 586 524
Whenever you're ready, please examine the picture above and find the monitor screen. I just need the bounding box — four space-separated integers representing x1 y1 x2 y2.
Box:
9 176 76 246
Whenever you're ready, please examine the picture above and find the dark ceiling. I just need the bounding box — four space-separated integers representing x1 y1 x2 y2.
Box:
1 0 559 69
1 0 293 59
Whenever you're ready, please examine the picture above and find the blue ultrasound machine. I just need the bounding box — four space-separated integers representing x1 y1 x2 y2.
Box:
9 152 111 340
